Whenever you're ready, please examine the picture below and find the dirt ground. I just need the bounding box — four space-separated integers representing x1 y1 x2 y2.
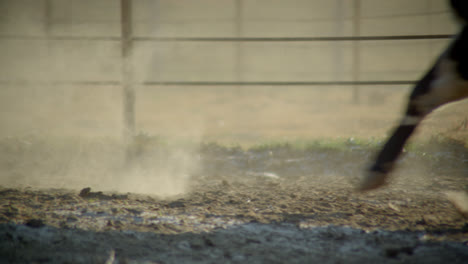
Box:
1 84 468 263
1 141 468 264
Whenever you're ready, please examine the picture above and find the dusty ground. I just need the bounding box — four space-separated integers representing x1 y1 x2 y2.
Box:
1 141 468 263
1 85 468 263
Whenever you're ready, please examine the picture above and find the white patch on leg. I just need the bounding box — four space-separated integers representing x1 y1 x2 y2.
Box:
414 58 468 115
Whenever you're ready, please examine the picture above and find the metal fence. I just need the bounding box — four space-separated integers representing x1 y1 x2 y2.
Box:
0 0 458 145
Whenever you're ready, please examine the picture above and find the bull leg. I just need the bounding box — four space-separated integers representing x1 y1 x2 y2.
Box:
359 122 418 191
357 61 440 191
359 59 468 191
358 1 468 191
358 14 468 191
358 100 426 191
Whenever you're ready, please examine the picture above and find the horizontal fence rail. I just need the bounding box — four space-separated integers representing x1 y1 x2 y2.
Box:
134 34 454 42
0 80 417 86
0 34 454 42
1 34 447 87
142 81 417 86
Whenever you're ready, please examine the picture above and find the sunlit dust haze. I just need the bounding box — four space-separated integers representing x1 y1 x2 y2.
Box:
0 0 467 195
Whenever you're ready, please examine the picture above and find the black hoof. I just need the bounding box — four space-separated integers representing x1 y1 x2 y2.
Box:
357 169 388 192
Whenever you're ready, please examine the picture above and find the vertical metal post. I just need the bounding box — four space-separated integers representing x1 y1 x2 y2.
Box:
235 0 243 93
352 0 361 103
121 0 135 161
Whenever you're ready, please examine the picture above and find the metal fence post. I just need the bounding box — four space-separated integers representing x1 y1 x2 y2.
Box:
121 0 135 162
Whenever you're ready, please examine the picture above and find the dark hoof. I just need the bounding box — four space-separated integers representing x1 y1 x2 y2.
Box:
357 170 388 192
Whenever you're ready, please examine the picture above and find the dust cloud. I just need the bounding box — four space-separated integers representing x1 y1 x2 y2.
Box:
0 1 203 197
0 0 467 197
0 134 202 197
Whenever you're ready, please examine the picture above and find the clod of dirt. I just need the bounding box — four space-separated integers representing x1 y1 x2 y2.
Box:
79 187 91 197
25 219 45 228
78 187 128 200
167 200 186 208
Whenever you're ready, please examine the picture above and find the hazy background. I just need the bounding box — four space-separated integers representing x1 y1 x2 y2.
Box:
0 0 465 141
0 0 467 194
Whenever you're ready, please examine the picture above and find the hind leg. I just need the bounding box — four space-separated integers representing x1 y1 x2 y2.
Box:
358 106 424 191
358 58 468 191
358 64 436 191
358 123 419 191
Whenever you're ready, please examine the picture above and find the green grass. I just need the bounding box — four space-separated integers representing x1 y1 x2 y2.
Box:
0 133 466 192
245 137 381 152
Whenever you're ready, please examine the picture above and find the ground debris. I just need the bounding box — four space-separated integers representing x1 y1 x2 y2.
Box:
1 145 468 263
79 187 128 200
